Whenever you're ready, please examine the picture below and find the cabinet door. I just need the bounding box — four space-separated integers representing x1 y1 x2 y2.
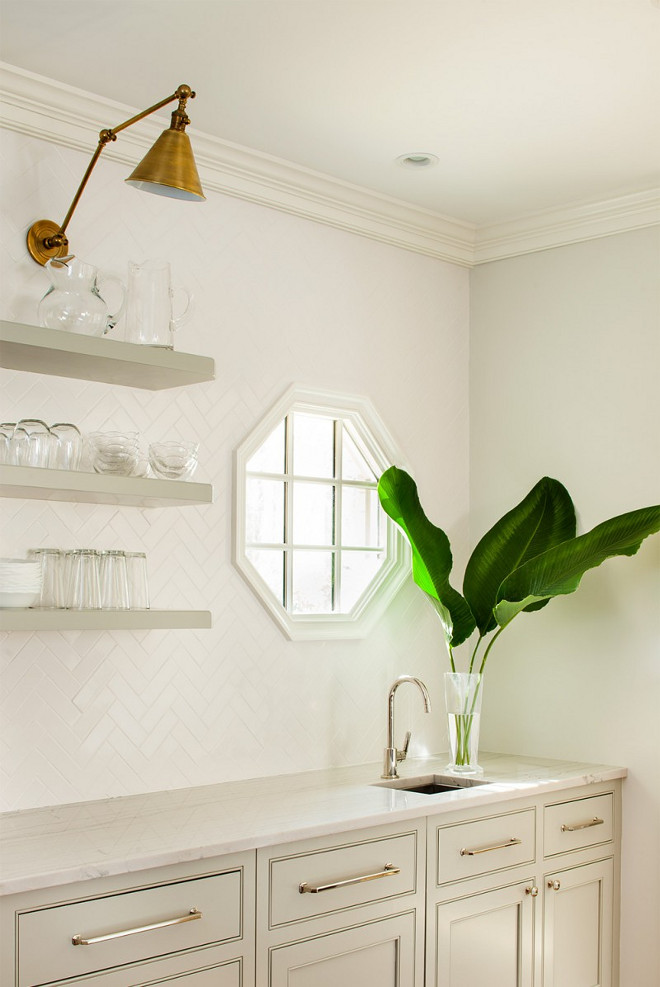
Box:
543 858 613 987
268 911 417 987
432 881 535 987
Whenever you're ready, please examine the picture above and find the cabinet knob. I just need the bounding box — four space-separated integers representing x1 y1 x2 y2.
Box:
548 879 561 891
525 885 539 897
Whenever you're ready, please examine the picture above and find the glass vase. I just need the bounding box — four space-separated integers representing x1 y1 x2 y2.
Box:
444 672 483 775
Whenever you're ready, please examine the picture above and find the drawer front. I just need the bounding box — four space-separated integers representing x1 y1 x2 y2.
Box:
544 792 614 857
134 958 242 987
435 808 536 885
267 830 419 927
18 868 243 987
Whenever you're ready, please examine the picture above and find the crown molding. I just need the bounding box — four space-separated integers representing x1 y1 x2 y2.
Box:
473 189 660 264
1 63 658 268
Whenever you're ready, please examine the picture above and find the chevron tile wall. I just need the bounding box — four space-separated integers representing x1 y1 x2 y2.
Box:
0 129 470 811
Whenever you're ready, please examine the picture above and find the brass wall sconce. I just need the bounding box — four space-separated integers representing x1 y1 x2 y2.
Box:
27 84 205 265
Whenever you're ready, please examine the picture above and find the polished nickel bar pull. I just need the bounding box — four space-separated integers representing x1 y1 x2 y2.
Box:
561 816 604 833
299 863 400 894
72 907 201 946
460 837 522 857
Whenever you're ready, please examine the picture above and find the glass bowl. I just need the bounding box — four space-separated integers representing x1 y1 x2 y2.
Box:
148 441 198 480
88 431 139 475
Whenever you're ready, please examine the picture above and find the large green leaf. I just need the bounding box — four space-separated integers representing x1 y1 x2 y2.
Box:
494 505 660 626
378 467 476 647
463 477 576 635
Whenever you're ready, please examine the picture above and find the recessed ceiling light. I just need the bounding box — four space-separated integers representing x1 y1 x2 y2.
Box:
396 153 439 168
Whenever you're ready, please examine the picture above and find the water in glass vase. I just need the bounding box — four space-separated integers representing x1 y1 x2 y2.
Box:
447 712 482 774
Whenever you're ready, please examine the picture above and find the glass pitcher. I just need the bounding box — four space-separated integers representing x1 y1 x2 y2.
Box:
124 259 193 348
38 256 126 336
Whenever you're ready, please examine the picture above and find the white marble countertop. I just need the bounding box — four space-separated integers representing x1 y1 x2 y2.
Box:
0 752 626 896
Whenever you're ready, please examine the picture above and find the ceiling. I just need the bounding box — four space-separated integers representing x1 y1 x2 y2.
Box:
1 0 659 227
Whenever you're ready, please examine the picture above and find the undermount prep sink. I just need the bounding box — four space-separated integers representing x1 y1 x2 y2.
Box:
374 774 491 795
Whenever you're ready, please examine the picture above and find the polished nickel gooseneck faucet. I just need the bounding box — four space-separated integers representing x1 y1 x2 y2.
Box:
382 675 432 779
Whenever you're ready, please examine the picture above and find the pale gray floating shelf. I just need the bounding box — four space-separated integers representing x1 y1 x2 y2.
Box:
0 465 213 508
0 320 215 389
0 609 212 632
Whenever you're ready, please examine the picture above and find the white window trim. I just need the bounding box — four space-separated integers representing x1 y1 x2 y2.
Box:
233 384 410 640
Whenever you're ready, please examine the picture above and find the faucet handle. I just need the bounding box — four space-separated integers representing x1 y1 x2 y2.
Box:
396 731 411 763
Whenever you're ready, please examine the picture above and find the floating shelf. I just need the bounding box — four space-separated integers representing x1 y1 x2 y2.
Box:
0 609 212 632
0 320 215 389
0 465 213 508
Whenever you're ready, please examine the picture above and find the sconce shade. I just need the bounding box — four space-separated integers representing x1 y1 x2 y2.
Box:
125 128 205 201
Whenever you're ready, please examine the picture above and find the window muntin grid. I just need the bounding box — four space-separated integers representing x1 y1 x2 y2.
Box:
245 411 386 615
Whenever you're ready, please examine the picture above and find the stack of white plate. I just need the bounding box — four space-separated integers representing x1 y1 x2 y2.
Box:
0 558 43 608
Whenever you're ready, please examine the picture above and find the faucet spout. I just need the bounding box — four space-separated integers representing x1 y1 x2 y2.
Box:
382 675 432 779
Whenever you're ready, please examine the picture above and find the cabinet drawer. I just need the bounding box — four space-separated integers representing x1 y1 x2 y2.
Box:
266 829 419 928
18 868 244 987
544 792 614 857
434 808 536 885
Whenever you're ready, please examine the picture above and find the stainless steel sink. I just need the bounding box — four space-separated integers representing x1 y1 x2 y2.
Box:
373 774 491 795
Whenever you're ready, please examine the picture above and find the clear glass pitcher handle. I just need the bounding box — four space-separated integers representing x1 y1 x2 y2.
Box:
98 274 127 334
170 284 193 331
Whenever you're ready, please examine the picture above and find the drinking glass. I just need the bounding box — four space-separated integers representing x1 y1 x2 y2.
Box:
0 423 16 464
11 419 53 468
99 551 130 609
125 552 150 609
67 549 101 609
27 548 66 608
49 423 83 470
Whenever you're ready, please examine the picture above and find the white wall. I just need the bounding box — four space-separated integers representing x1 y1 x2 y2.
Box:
0 128 470 811
3 124 657 984
470 227 660 987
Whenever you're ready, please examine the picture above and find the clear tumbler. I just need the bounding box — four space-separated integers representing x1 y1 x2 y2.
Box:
0 423 15 465
27 548 65 608
49 423 83 470
11 419 53 468
67 549 101 609
99 550 130 609
125 552 150 609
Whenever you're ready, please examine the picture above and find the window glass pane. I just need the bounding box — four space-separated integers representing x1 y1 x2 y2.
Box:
292 550 334 613
292 412 334 478
291 481 334 546
246 548 284 605
246 478 284 543
246 418 285 474
342 426 378 482
340 551 386 612
341 487 383 548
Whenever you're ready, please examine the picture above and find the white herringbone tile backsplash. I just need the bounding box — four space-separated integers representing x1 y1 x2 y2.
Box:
0 129 470 811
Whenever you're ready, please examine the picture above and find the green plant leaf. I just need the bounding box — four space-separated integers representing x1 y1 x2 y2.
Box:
494 505 660 626
378 466 476 647
463 477 576 635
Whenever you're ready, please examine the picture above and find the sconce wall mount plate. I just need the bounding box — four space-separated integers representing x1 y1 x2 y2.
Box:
27 220 70 266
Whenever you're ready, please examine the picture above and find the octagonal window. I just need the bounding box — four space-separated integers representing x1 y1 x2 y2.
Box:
234 386 409 639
